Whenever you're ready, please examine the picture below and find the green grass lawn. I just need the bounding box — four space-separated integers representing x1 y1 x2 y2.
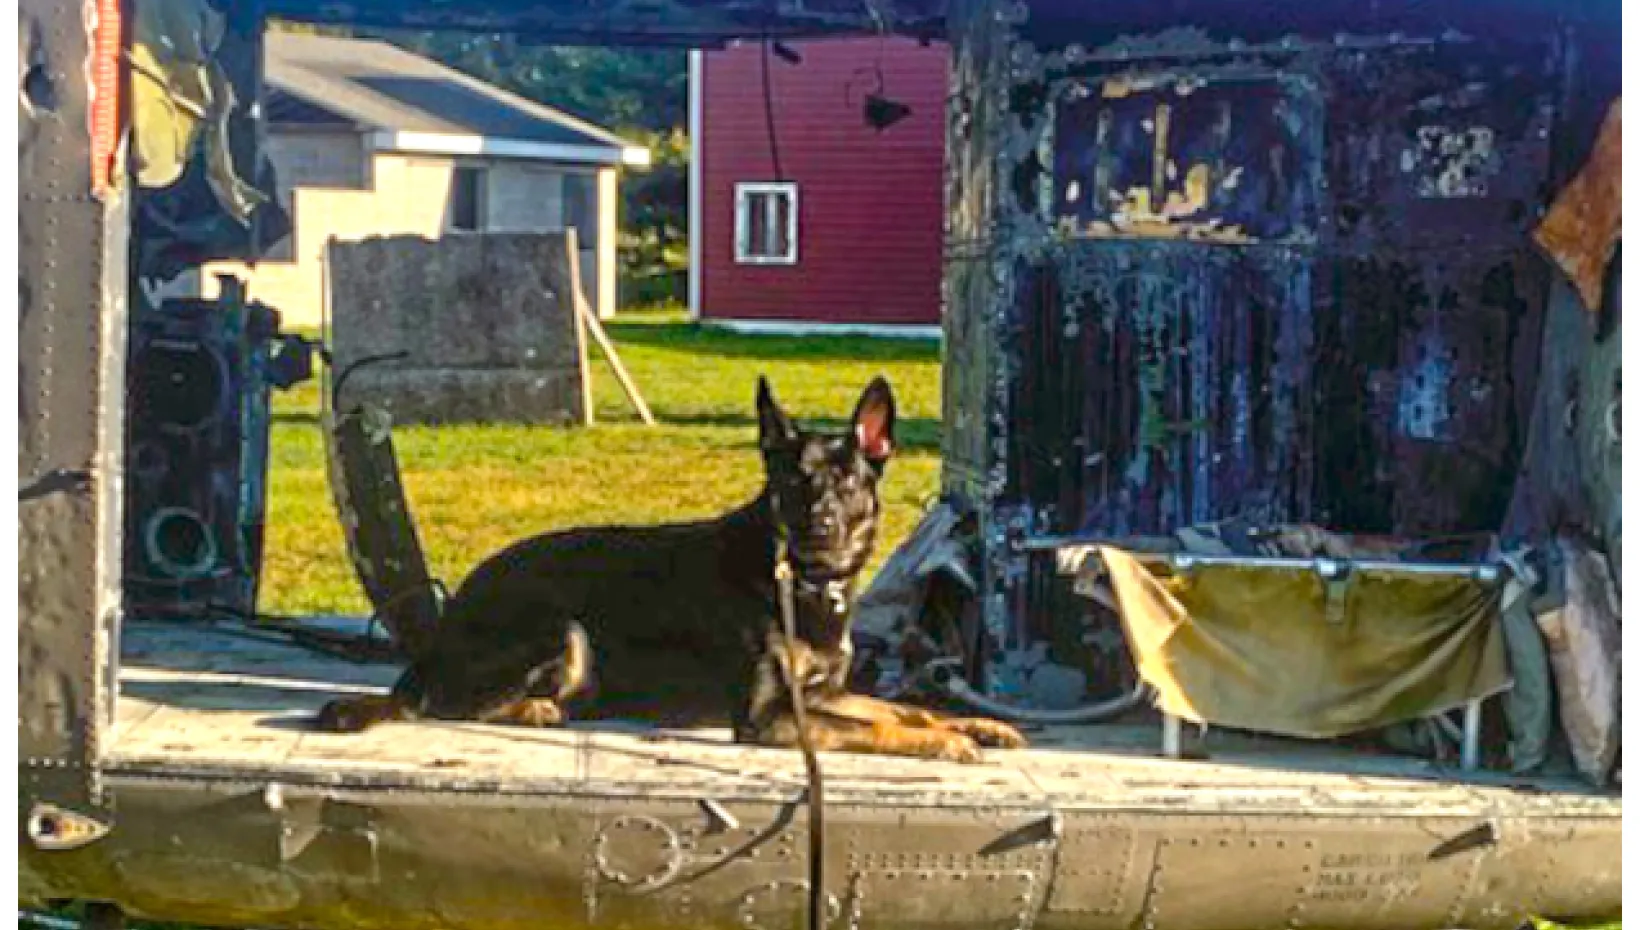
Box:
260 311 945 616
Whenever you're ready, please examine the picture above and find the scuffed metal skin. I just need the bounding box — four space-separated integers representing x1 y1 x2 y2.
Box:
17 773 1624 930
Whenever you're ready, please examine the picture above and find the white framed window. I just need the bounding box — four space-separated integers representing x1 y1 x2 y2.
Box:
734 181 798 264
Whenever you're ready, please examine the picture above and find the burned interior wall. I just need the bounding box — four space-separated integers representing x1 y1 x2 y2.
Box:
1005 36 1562 541
937 0 1591 693
940 0 1024 507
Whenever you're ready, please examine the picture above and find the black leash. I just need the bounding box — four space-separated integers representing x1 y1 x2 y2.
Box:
759 29 815 921
772 526 826 930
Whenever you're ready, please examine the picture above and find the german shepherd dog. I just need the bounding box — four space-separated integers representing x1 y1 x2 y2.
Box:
317 377 1026 762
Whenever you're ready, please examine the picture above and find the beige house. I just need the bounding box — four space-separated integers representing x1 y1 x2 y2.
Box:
196 32 649 326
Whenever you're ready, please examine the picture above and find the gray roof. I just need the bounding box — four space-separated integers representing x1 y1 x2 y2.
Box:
264 32 641 157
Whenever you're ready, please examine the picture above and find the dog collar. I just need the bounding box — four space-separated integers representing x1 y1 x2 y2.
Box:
804 577 850 615
768 493 852 617
777 558 851 613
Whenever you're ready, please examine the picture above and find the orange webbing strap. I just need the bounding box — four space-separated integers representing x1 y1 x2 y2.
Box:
89 0 124 199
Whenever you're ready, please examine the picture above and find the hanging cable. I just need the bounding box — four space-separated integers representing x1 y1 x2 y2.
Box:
760 35 785 182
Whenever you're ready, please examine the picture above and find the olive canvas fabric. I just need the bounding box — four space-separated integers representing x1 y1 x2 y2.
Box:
1094 547 1511 739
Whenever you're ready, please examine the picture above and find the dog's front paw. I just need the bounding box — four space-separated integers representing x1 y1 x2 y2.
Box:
914 729 984 764
947 717 1029 750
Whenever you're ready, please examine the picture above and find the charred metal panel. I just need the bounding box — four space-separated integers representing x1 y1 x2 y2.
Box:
19 0 130 812
1322 39 1560 253
937 6 1575 689
1309 39 1560 534
1311 256 1540 535
939 0 1023 509
1051 71 1325 244
1003 35 1560 542
123 281 288 621
1008 243 1318 539
1016 0 1617 54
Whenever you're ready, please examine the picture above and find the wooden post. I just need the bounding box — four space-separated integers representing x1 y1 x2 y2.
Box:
576 291 656 427
566 227 656 426
563 228 597 426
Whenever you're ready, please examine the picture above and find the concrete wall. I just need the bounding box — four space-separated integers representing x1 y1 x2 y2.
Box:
200 132 619 328
328 233 586 426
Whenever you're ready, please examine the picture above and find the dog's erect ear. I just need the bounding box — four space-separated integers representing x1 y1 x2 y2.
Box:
850 376 896 468
757 376 797 450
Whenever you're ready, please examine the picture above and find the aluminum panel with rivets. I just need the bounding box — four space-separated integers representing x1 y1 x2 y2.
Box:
18 774 1622 930
18 0 130 816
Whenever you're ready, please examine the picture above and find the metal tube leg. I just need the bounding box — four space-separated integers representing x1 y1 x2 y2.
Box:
1162 713 1182 759
1460 699 1482 771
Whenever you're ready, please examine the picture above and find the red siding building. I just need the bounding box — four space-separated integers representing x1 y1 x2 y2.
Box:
689 37 949 334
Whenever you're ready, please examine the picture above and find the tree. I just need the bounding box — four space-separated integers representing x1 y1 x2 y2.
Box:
619 128 690 305
380 34 687 133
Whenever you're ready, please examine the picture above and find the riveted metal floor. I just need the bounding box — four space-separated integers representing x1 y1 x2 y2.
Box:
20 618 1618 930
111 620 1612 817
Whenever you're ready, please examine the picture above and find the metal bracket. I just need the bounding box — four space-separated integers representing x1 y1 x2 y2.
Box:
264 784 381 882
697 798 740 835
1315 560 1355 626
1023 533 1503 583
978 812 1063 857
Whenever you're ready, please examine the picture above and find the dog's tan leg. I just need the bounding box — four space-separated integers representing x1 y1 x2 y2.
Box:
853 719 985 762
760 712 984 763
813 693 1029 750
825 693 943 727
315 695 412 733
479 698 565 728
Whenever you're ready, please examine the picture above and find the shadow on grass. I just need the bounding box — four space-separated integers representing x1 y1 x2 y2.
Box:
652 413 943 453
604 320 943 364
274 409 943 454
